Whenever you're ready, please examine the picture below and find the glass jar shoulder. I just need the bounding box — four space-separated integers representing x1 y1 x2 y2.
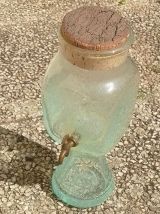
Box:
44 52 139 96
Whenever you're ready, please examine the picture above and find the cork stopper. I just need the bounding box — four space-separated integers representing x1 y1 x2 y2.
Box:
61 6 130 51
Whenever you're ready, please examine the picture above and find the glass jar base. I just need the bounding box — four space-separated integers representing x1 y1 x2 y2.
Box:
52 172 114 208
51 153 115 208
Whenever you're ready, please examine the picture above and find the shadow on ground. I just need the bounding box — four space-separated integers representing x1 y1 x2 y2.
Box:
0 127 57 198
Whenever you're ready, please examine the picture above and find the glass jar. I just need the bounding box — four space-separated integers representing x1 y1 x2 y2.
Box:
42 6 139 208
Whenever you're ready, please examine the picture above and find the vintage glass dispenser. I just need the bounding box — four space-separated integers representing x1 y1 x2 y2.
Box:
42 6 139 208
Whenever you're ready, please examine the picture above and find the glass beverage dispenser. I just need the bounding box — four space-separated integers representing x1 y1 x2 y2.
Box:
42 6 139 208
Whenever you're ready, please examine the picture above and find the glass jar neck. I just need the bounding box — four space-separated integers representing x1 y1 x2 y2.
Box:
58 30 133 71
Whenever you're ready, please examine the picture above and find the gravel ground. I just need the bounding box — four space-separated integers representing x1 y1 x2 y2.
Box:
0 0 160 213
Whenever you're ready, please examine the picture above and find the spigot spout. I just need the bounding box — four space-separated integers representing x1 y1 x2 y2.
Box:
58 134 78 164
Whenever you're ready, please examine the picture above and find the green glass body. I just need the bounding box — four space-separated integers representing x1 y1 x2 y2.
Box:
42 34 139 208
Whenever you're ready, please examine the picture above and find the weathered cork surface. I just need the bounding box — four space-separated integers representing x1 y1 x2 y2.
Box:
0 0 160 214
61 6 129 50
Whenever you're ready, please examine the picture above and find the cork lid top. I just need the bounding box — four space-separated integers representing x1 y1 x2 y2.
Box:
61 6 130 51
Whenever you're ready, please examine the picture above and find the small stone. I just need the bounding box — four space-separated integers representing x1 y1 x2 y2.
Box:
118 142 124 146
25 163 31 170
0 174 7 179
130 146 136 150
117 188 123 193
25 156 34 162
124 141 128 145
155 162 159 167
57 201 63 207
0 188 4 195
7 202 13 207
118 171 123 177
11 176 16 182
2 197 7 203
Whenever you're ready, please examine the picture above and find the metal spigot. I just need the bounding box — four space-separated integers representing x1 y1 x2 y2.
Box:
58 134 79 164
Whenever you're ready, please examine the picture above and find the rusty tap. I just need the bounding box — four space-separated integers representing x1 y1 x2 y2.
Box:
58 134 78 164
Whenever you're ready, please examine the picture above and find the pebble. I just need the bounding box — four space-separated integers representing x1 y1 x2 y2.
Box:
7 202 13 207
0 189 4 195
118 172 123 177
